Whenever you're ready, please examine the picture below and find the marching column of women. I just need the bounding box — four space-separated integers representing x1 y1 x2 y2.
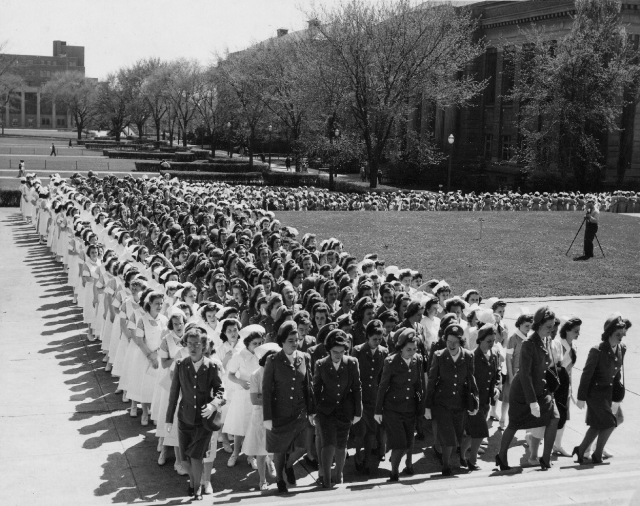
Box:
18 172 631 499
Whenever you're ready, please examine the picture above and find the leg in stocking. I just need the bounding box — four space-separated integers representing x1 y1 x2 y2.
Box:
190 458 203 491
468 438 483 465
593 427 615 461
542 418 559 463
442 446 453 471
498 427 517 463
256 455 267 486
273 452 286 482
320 445 336 487
334 448 347 483
389 449 403 476
578 427 599 456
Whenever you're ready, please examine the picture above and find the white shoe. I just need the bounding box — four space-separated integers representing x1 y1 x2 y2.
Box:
603 449 613 459
102 355 108 363
122 392 129 403
105 363 113 372
157 452 166 466
228 454 238 467
222 442 233 454
527 457 539 466
141 414 149 426
174 463 189 476
553 445 571 457
129 406 138 418
249 457 258 470
202 481 213 495
267 458 276 479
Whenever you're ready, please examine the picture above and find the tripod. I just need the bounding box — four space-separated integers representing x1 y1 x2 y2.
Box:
565 217 605 258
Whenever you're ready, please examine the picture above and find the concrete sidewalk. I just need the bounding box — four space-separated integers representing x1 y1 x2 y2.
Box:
1 207 639 506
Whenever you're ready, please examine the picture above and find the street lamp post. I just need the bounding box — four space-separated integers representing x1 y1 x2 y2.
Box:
268 124 272 169
331 128 340 191
227 121 232 158
447 134 455 192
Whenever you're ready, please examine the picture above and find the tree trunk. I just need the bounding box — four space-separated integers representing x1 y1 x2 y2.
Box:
210 130 216 157
76 121 83 140
248 131 254 168
136 121 144 139
155 119 161 142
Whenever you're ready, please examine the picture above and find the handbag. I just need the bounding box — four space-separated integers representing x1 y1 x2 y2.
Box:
202 409 223 432
612 355 625 403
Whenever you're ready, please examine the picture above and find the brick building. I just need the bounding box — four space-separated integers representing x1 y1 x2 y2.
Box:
420 0 640 187
2 40 88 129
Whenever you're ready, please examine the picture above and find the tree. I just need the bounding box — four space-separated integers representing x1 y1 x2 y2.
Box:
141 60 169 142
307 0 485 188
119 60 155 139
217 50 270 167
509 0 640 188
161 59 203 147
95 73 130 141
194 66 230 156
42 72 98 139
0 41 22 135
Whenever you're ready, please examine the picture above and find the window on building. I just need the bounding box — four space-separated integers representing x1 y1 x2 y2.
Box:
502 135 512 161
56 118 66 127
484 49 497 104
42 118 51 126
12 119 18 126
501 47 516 100
484 134 493 160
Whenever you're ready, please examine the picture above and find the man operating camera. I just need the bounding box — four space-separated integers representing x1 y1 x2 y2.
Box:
583 199 600 259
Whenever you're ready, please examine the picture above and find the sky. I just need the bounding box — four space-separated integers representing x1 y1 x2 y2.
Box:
0 0 486 79
0 0 330 79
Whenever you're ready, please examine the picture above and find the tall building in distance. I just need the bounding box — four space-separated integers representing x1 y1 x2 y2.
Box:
2 40 90 129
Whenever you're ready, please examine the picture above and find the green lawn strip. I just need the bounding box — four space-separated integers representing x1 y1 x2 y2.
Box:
275 211 640 298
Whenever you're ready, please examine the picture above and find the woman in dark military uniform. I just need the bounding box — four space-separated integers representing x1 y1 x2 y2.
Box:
166 327 225 500
352 320 389 474
312 329 363 488
496 306 559 470
425 323 479 476
262 321 315 493
350 297 375 347
374 328 426 482
574 314 631 464
461 325 501 470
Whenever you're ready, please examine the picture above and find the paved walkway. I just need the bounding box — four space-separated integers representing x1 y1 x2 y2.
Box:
1 207 639 505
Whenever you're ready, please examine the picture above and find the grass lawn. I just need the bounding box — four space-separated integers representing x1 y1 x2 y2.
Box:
275 211 640 298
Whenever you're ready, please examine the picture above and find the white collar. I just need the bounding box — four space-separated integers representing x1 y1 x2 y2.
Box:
514 328 528 340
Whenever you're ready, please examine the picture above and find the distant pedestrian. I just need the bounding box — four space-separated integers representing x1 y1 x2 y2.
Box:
50 143 57 156
360 164 366 182
285 157 291 172
68 139 73 148
18 160 25 177
160 159 171 171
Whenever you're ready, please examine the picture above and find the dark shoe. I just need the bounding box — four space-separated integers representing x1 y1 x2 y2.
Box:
467 462 481 471
354 458 365 474
572 446 585 465
592 455 604 464
277 480 288 493
539 457 551 470
193 492 203 501
284 466 296 486
402 465 414 476
495 454 511 471
459 457 468 468
304 456 319 470
442 467 453 476
387 473 399 482
187 485 194 497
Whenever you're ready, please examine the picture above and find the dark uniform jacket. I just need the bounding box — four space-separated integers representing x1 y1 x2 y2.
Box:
297 335 317 353
352 342 389 408
166 356 225 424
473 347 501 406
351 323 367 348
427 338 446 372
262 350 314 424
308 343 329 373
577 341 626 401
515 332 553 404
375 352 426 415
313 355 363 418
426 347 478 410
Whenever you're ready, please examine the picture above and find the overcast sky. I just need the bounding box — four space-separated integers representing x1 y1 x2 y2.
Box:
0 0 330 79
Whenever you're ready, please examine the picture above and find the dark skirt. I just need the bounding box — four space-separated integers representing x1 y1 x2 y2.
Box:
266 412 308 453
352 405 376 438
178 420 213 460
586 385 618 430
316 412 352 448
383 410 415 450
507 372 559 430
433 405 466 447
465 404 490 439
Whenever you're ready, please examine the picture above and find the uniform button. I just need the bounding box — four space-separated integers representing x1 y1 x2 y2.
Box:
408 369 411 373
368 384 372 387
452 391 456 394
407 387 410 390
290 396 293 399
406 397 409 399
454 375 457 378
291 387 294 390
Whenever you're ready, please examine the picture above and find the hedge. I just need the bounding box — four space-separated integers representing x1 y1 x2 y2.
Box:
160 170 264 185
134 161 268 173
106 151 178 160
262 171 320 187
0 190 21 207
206 156 266 165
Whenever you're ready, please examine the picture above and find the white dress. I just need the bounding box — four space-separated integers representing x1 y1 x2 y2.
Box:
126 313 168 404
223 347 259 436
82 258 100 326
107 283 127 368
216 340 242 425
151 330 184 424
113 297 139 381
241 367 268 456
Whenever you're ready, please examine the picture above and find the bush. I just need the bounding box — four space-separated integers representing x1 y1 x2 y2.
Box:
108 151 178 160
263 171 320 187
134 161 268 173
0 190 21 207
160 170 264 185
